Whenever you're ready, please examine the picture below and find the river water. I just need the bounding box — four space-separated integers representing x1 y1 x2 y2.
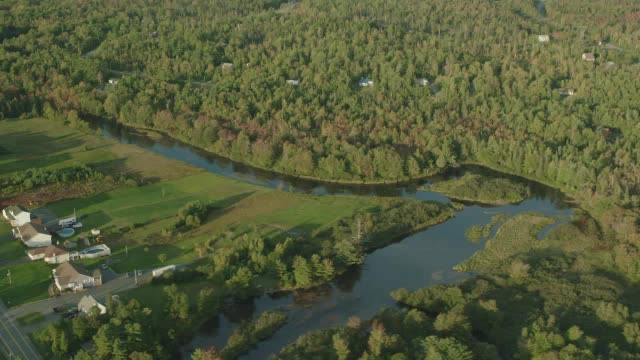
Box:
100 122 572 359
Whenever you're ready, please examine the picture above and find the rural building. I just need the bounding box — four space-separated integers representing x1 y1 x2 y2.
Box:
53 262 102 292
152 264 177 277
582 53 595 62
286 79 300 86
77 295 107 315
28 245 71 264
359 78 374 87
13 223 52 248
108 79 118 85
417 78 429 86
538 35 550 42
220 62 234 70
558 88 576 96
2 205 32 227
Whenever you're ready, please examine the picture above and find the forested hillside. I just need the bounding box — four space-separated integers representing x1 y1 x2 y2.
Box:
2 0 640 207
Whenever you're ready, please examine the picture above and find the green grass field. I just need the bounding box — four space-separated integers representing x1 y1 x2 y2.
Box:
0 222 25 262
0 261 52 307
0 118 388 305
0 117 201 181
16 312 45 326
45 172 379 272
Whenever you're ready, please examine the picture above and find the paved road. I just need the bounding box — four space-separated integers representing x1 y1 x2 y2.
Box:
0 300 42 360
7 273 151 320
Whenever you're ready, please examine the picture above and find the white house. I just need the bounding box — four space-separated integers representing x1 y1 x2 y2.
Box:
537 35 550 43
13 223 52 248
417 78 429 86
359 78 374 87
28 245 71 264
2 205 32 227
220 62 234 70
78 295 107 315
108 79 118 85
558 88 576 96
582 53 595 62
286 79 300 86
53 262 102 292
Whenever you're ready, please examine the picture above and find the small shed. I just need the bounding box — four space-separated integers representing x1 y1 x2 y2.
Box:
108 79 118 85
286 79 300 86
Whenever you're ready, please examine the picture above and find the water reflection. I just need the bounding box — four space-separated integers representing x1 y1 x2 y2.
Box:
95 121 573 359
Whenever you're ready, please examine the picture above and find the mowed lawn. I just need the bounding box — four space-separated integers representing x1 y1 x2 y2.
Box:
0 261 53 307
0 222 26 262
0 117 200 180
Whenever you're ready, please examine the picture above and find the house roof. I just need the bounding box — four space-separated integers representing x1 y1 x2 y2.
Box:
582 53 595 60
54 262 98 287
29 245 67 258
17 223 49 241
78 295 106 314
3 205 28 220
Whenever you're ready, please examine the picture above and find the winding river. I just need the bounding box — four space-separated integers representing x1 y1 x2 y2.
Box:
100 122 573 359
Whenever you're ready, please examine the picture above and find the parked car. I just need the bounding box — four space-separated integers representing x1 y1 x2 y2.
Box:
63 309 79 319
53 306 64 313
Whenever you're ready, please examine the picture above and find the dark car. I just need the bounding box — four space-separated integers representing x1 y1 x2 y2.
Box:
53 306 64 313
62 309 80 319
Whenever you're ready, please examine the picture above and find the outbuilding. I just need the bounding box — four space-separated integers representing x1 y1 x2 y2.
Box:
582 53 595 62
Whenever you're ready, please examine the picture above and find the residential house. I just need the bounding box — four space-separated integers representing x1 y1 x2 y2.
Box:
53 262 102 292
417 78 429 86
537 35 550 43
359 78 374 87
558 88 576 96
77 295 107 315
2 205 32 227
286 79 300 86
582 53 595 62
28 245 72 264
13 223 52 248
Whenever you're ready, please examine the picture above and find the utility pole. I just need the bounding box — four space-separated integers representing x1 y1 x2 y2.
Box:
125 245 128 256
6 270 11 286
134 269 138 286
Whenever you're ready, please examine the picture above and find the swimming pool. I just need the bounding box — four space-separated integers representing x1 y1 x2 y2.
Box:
80 248 104 255
57 228 75 238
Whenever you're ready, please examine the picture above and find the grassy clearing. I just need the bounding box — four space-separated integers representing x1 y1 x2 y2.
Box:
0 261 53 307
0 118 201 181
426 173 530 205
455 212 555 272
16 312 45 326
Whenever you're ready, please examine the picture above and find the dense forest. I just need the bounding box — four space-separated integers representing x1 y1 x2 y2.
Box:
2 0 640 207
2 0 640 358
